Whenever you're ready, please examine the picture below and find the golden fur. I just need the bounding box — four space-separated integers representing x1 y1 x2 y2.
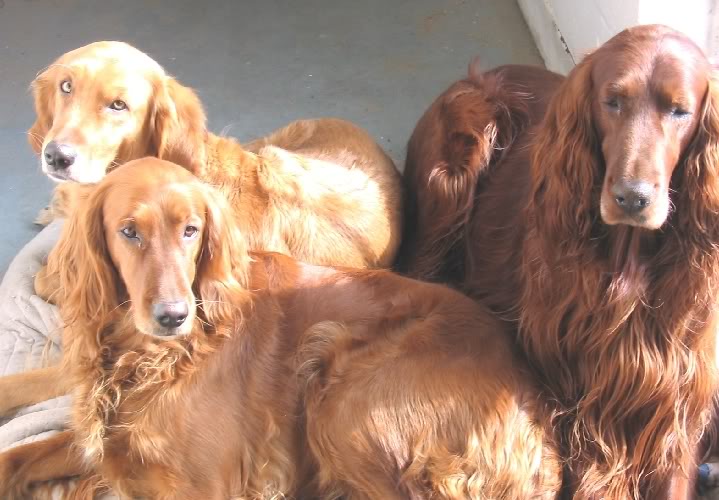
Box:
0 159 559 499
14 41 405 416
29 41 402 269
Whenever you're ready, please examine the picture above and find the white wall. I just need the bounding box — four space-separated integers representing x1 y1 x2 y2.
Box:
519 0 718 74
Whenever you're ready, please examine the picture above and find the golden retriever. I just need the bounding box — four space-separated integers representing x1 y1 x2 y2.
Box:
28 41 402 271
0 158 561 499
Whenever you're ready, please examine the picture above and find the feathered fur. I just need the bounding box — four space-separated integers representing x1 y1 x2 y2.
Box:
0 159 560 499
29 41 402 270
402 25 719 499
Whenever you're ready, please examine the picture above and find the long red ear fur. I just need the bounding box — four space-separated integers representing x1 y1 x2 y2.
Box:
27 69 56 154
195 185 251 326
47 184 119 331
675 72 719 239
153 77 208 175
527 58 599 255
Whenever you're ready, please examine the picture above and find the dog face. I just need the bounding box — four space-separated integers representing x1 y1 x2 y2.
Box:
29 41 207 184
101 159 208 336
592 31 710 229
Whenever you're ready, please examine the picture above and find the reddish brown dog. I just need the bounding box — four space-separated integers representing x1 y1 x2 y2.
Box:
400 24 719 499
0 159 560 499
11 41 404 426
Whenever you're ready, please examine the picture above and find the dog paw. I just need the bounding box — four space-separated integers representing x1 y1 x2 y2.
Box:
34 207 54 227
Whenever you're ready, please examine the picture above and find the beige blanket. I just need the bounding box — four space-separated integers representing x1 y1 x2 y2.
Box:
0 221 67 453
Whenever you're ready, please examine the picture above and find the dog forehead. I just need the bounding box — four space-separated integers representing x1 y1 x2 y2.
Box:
160 184 204 220
61 41 163 73
593 31 708 89
121 182 201 219
593 56 704 104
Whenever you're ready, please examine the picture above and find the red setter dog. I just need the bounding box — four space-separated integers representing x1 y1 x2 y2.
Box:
400 24 719 499
0 158 561 499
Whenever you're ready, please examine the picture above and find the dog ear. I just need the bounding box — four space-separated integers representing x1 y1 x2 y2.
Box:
529 57 599 247
48 183 120 332
195 185 251 326
675 71 719 238
153 77 208 175
28 69 56 154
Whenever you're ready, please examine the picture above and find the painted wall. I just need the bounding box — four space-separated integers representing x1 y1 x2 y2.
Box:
519 0 718 73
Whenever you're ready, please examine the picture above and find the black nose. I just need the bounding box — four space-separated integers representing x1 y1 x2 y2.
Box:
43 141 77 170
152 301 189 329
611 179 655 215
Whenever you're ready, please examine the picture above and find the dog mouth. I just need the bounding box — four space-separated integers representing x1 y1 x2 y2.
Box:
138 322 193 339
600 193 668 230
131 311 194 339
45 171 72 183
140 310 196 338
150 327 190 338
42 157 110 184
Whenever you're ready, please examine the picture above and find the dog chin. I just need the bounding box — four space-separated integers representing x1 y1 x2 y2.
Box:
148 324 193 338
42 164 70 183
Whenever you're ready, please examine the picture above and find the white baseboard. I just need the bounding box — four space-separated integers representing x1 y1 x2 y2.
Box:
517 0 575 74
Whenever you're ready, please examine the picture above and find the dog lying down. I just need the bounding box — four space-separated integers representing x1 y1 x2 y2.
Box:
29 40 402 270
0 158 561 499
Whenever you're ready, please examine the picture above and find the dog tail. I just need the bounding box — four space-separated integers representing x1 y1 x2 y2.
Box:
398 58 530 281
297 321 355 407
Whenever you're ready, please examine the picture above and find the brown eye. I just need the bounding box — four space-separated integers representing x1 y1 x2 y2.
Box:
669 106 691 118
110 100 127 111
121 226 138 240
60 80 72 93
604 97 620 111
183 225 198 239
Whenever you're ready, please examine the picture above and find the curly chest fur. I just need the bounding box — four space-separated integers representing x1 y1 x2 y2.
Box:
72 319 304 498
74 351 198 492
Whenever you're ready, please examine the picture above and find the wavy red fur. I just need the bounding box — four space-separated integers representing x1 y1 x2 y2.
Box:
0 158 561 499
402 25 719 499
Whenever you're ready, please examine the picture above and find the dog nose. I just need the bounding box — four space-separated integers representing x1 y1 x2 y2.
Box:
43 141 77 170
611 179 655 215
152 301 189 329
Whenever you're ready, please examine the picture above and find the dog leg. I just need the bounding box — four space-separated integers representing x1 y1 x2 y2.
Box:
0 431 86 499
0 365 69 415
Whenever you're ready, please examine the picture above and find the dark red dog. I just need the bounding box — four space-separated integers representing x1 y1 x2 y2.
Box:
400 24 719 499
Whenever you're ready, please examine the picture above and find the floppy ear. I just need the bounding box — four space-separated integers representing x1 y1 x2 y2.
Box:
153 77 208 175
47 184 120 329
675 72 719 241
27 70 56 153
195 185 251 326
528 57 600 248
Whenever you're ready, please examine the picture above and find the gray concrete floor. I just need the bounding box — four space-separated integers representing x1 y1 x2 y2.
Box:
0 0 542 276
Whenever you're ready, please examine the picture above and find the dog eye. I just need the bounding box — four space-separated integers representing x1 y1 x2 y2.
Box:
183 225 199 238
60 80 72 93
121 226 138 240
109 100 128 111
669 107 691 118
604 97 620 111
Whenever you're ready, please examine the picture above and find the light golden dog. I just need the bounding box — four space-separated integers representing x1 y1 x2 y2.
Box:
29 41 402 271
